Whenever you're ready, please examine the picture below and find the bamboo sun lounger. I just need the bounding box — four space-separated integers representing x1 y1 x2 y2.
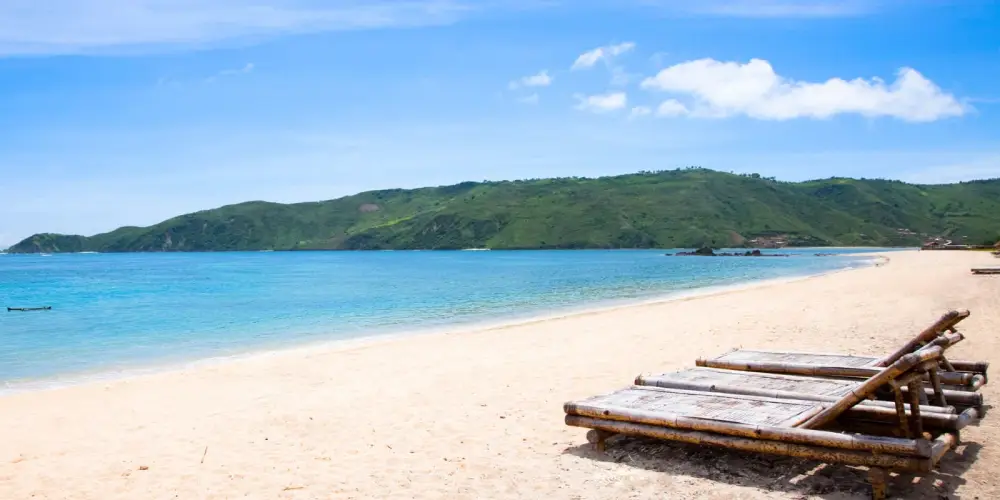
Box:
696 310 988 391
565 347 963 499
971 268 1000 275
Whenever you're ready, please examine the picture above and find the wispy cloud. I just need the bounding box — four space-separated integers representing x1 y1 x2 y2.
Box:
640 58 968 122
0 2 888 56
207 62 255 82
0 0 487 56
508 70 552 90
571 42 635 70
574 92 627 113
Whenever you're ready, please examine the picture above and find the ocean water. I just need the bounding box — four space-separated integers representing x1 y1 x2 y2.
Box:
0 249 888 389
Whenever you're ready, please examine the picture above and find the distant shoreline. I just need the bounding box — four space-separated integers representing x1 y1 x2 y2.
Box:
2 245 917 255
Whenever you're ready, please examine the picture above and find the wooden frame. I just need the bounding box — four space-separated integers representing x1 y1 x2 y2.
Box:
565 347 965 500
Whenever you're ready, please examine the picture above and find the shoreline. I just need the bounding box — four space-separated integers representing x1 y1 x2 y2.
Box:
0 253 883 397
0 249 996 499
1 245 912 255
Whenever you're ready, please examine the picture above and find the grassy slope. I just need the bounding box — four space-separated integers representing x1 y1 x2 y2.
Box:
9 169 1000 252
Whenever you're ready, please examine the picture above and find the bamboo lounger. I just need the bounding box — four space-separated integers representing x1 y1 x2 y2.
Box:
566 347 961 499
697 310 988 391
971 268 1000 275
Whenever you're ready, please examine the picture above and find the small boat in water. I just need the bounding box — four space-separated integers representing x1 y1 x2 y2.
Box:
7 306 53 312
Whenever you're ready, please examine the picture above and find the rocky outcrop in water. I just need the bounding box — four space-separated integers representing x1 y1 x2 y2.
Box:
666 247 789 257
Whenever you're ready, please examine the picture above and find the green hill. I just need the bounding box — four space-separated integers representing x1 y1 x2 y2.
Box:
8 168 1000 253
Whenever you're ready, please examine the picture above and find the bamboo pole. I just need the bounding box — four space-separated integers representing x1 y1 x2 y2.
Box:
841 404 973 431
892 384 911 438
907 381 924 436
586 429 615 452
876 310 970 367
929 368 947 407
800 348 943 430
699 359 974 387
634 377 955 414
565 415 930 471
949 360 990 375
930 433 957 464
564 400 931 457
936 371 973 386
869 468 888 500
902 386 982 409
940 355 957 373
697 359 879 378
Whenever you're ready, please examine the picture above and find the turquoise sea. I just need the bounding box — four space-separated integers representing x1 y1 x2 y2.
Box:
0 249 888 390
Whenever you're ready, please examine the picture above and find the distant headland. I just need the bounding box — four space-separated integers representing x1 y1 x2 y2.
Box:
7 168 1000 254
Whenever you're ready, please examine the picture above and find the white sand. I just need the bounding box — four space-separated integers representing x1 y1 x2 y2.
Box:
1 250 998 499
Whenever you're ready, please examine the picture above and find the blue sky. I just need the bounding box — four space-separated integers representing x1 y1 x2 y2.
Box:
1 0 998 246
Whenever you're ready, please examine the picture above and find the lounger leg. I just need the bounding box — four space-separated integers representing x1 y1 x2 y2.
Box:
907 381 924 436
891 383 912 438
868 467 888 500
586 429 615 452
940 355 957 373
929 367 948 407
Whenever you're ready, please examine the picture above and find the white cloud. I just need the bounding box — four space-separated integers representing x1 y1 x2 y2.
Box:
655 99 688 117
640 58 968 122
508 70 552 90
0 0 483 55
574 92 627 113
517 93 540 105
629 106 652 118
572 42 635 70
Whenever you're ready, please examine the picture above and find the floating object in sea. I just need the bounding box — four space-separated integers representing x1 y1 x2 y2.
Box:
7 306 52 312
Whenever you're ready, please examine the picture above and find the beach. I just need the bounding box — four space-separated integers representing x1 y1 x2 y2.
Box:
1 250 997 499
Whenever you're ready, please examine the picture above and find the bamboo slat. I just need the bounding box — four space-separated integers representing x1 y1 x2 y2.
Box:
949 360 989 376
929 368 947 407
564 386 934 456
698 359 973 387
635 369 954 414
566 386 819 427
565 415 931 471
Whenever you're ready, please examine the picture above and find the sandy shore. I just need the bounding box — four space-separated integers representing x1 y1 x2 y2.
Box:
1 250 998 499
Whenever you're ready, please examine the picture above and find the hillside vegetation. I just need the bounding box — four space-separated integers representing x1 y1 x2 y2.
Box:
9 168 1000 253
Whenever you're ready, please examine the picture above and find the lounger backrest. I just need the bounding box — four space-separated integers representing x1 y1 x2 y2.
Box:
875 310 970 367
798 346 944 430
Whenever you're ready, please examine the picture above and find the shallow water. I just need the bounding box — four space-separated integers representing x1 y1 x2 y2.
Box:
0 249 889 387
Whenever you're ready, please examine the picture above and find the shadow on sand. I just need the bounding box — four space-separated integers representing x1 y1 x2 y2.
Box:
563 433 981 499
